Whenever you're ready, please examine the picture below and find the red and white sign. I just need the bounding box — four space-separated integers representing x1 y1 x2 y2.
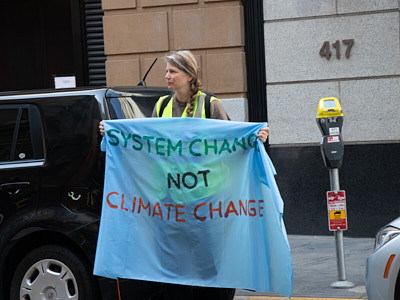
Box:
327 135 340 143
327 190 348 231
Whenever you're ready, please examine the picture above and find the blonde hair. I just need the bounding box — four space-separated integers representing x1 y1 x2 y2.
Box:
165 50 202 117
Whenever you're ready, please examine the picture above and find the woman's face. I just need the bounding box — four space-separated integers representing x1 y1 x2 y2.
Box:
165 62 192 91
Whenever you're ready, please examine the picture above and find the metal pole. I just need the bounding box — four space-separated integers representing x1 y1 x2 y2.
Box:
329 168 355 288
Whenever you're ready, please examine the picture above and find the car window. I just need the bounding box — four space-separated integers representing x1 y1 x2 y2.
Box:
0 108 19 161
108 96 147 119
0 105 43 163
15 109 34 160
106 89 164 120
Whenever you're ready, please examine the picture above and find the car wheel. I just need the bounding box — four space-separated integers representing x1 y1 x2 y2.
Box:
10 245 99 300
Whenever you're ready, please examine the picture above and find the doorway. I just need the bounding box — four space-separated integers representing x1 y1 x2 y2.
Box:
0 0 78 91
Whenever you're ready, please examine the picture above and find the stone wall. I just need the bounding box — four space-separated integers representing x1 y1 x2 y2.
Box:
264 1 400 237
264 0 400 145
101 0 248 120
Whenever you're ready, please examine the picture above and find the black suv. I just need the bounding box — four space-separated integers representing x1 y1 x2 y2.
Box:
0 86 169 299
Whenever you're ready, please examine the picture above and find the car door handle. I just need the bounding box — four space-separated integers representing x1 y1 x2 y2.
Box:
0 182 30 195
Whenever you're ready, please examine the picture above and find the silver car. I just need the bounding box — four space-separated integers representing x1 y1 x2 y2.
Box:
366 217 400 300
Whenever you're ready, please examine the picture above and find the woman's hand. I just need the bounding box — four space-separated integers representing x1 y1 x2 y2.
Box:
257 127 269 143
99 121 105 137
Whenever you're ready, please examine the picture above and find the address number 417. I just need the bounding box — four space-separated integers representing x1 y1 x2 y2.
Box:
319 39 354 60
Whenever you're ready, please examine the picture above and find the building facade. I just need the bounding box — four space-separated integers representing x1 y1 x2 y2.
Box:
264 1 400 237
102 0 400 237
1 0 399 237
101 0 251 121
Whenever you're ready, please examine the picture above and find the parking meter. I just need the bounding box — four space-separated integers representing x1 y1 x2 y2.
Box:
316 97 354 288
316 97 344 169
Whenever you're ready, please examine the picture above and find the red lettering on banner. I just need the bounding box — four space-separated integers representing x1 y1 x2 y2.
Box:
258 200 264 217
164 204 174 221
249 200 256 216
121 194 128 211
209 201 222 219
106 192 119 209
225 201 239 217
132 197 137 212
194 203 207 221
176 205 185 222
239 200 247 215
152 202 163 219
193 199 266 221
138 198 151 216
105 191 265 222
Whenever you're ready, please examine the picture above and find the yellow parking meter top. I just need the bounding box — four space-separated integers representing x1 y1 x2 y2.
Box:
317 97 343 118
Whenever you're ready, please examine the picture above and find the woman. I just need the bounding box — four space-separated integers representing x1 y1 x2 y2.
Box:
153 50 230 121
99 50 269 300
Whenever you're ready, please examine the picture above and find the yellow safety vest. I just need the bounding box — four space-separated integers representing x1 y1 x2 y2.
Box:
156 91 220 118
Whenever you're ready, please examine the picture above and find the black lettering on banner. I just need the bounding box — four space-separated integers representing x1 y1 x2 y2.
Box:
168 170 211 189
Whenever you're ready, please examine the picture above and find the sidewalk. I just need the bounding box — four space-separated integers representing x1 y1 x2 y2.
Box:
235 234 375 299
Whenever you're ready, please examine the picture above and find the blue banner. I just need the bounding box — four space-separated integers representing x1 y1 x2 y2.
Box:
94 118 292 298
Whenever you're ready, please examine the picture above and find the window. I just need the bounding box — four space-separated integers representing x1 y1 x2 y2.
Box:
107 96 147 119
0 109 18 161
106 89 165 120
0 105 43 163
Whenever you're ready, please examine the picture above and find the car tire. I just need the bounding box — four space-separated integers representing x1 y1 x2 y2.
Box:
10 244 99 300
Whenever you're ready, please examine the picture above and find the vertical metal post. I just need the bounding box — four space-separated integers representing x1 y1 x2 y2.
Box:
243 0 268 123
329 168 355 288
